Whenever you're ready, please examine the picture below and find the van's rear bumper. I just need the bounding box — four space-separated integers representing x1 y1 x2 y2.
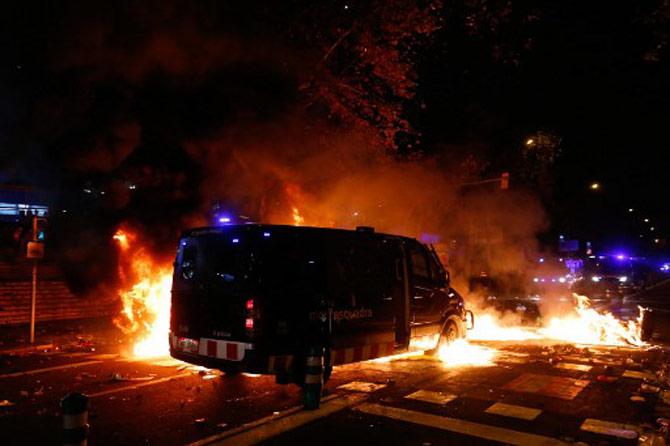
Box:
169 332 270 374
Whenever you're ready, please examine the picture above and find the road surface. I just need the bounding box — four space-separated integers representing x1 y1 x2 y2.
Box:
3 281 670 445
1 338 668 445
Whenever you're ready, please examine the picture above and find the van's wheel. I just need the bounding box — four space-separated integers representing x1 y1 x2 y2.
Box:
428 317 463 356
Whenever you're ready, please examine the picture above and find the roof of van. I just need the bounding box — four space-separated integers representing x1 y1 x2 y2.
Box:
180 224 418 243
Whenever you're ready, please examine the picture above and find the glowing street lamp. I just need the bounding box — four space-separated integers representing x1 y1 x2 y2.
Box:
525 138 535 146
589 182 600 190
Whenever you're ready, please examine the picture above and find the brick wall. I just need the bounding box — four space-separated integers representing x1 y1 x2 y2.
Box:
0 280 118 325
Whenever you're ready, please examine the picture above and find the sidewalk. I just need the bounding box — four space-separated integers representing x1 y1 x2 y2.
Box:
0 317 126 356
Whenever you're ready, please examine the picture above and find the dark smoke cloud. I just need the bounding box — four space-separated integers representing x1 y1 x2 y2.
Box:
5 1 547 295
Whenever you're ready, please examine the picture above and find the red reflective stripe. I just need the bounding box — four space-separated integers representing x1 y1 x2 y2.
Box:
207 340 217 357
226 343 238 360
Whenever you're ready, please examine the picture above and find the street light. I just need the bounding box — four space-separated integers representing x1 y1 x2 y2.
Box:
590 182 600 190
525 138 534 146
628 208 634 212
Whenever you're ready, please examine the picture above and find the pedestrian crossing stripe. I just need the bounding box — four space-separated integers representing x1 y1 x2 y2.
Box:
580 418 639 439
555 362 592 372
404 390 457 405
622 370 656 380
356 403 566 446
485 402 542 421
337 381 387 393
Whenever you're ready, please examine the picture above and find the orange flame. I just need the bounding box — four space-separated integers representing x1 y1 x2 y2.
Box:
292 207 305 226
467 294 645 347
113 227 173 358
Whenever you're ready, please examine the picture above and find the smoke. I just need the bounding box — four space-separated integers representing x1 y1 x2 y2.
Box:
183 110 548 292
6 2 548 296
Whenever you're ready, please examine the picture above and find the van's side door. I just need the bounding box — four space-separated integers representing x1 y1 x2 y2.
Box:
408 242 447 326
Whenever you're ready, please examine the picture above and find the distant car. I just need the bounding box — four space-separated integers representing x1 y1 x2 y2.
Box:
468 276 541 326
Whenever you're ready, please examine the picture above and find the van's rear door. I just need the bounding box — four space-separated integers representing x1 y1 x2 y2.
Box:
171 231 251 343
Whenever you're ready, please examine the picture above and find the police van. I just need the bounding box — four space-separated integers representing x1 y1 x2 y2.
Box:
169 224 472 401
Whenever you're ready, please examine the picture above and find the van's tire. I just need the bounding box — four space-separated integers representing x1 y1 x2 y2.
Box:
428 316 464 356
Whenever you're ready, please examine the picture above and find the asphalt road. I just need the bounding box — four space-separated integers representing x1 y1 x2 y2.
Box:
1 338 669 445
2 281 670 445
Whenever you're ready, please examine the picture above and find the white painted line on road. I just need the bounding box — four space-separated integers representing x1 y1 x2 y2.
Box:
485 402 542 421
580 418 639 439
189 393 367 446
337 381 387 393
622 370 656 380
404 390 457 405
356 403 565 446
89 372 192 398
89 353 120 361
0 360 102 379
356 403 566 446
496 357 528 364
187 394 340 446
555 363 592 372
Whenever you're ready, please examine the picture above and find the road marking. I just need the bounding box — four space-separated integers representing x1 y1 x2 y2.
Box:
555 363 592 372
189 394 367 446
337 381 387 393
89 372 192 398
622 370 656 380
485 402 542 420
89 353 120 361
0 360 102 379
356 403 566 446
580 418 639 439
404 390 457 405
559 354 620 366
497 357 528 364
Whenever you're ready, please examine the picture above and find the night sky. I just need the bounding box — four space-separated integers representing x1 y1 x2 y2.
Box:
1 1 668 254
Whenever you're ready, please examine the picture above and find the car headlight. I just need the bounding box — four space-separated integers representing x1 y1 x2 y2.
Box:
591 276 601 282
619 276 628 283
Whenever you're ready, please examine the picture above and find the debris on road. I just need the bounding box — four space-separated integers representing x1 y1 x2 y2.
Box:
111 373 155 382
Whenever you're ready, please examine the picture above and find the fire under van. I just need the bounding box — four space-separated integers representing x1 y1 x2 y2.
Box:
169 224 473 396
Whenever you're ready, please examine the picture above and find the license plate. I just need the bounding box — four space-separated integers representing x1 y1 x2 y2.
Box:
176 337 199 353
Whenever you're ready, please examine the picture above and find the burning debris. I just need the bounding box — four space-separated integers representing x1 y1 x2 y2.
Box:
112 227 173 358
468 294 645 347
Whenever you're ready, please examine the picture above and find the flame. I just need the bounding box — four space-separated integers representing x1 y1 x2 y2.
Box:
113 227 173 358
467 294 645 347
539 294 644 346
292 207 305 226
468 314 542 342
437 339 497 367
